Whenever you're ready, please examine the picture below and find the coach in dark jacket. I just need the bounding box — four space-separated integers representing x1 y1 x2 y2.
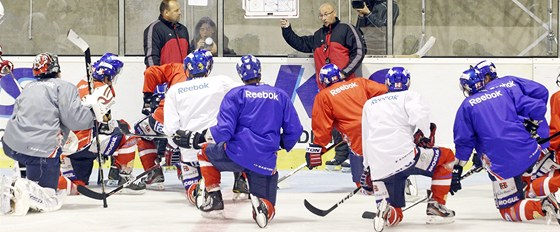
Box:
143 0 190 67
280 2 365 90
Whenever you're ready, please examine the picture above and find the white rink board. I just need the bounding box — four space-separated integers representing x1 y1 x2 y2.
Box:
1 57 559 149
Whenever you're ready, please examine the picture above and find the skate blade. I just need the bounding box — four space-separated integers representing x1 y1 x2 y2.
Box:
232 193 249 202
146 183 165 191
325 165 339 171
117 188 146 195
201 210 225 219
341 167 351 173
426 215 455 224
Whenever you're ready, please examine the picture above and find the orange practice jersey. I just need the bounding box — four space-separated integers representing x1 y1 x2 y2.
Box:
143 63 188 123
311 78 388 155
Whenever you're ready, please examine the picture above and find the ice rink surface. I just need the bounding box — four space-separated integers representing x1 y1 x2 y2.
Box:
0 169 559 232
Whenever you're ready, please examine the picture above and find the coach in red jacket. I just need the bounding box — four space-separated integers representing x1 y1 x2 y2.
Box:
143 0 190 67
281 2 365 90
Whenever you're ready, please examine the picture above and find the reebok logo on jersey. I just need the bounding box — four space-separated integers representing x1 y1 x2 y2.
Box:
369 95 399 104
245 90 279 101
329 82 358 96
491 80 515 90
177 83 209 94
468 90 502 106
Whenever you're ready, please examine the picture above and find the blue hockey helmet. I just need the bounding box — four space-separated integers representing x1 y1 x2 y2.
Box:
319 63 342 87
237 55 261 82
92 53 124 82
385 66 411 92
459 67 485 97
474 60 497 80
184 49 213 78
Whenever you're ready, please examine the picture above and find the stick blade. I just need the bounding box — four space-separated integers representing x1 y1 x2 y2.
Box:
304 199 330 217
67 29 90 52
414 36 437 57
77 185 107 200
362 211 376 219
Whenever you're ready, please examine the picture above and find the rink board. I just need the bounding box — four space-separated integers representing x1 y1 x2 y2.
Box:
0 57 558 170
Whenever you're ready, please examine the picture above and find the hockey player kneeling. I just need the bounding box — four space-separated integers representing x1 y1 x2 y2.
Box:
454 65 560 225
163 49 247 205
190 55 303 228
1 53 104 215
362 67 456 231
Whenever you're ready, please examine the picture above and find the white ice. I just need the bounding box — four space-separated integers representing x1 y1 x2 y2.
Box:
0 169 558 232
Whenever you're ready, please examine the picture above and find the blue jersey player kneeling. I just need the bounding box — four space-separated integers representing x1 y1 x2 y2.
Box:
178 55 303 228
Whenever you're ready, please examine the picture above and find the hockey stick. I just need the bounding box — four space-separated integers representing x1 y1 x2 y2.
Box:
537 130 560 144
77 164 161 200
361 190 433 219
304 186 361 217
67 29 108 208
277 141 343 185
117 120 168 139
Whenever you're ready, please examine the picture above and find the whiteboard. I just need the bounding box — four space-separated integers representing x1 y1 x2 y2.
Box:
243 0 299 19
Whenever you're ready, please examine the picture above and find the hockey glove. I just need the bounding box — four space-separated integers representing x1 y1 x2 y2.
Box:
523 119 541 139
192 129 211 149
172 130 193 149
471 153 483 170
450 165 463 195
413 122 437 148
142 92 153 116
0 60 14 75
305 143 325 170
360 167 374 195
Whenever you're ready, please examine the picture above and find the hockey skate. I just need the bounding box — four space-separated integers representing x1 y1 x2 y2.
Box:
104 166 121 187
250 195 276 228
143 166 165 191
325 158 346 171
117 174 147 195
340 159 351 173
199 190 225 218
232 172 249 201
426 199 455 224
373 199 390 232
541 193 560 225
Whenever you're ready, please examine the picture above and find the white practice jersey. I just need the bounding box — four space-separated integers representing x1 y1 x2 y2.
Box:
163 74 241 160
362 90 431 180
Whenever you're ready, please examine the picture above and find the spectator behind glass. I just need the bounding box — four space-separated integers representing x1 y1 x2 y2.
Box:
191 16 236 56
355 0 399 55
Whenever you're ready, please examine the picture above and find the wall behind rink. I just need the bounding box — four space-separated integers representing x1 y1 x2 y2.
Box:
1 57 560 151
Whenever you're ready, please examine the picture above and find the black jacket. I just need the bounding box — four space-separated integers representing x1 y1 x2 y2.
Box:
143 15 190 66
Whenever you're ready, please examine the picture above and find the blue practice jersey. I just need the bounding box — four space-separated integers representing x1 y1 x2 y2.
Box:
453 83 546 179
209 83 303 175
484 75 550 148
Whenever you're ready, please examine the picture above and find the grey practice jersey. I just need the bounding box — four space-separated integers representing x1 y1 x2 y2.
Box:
4 78 95 158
